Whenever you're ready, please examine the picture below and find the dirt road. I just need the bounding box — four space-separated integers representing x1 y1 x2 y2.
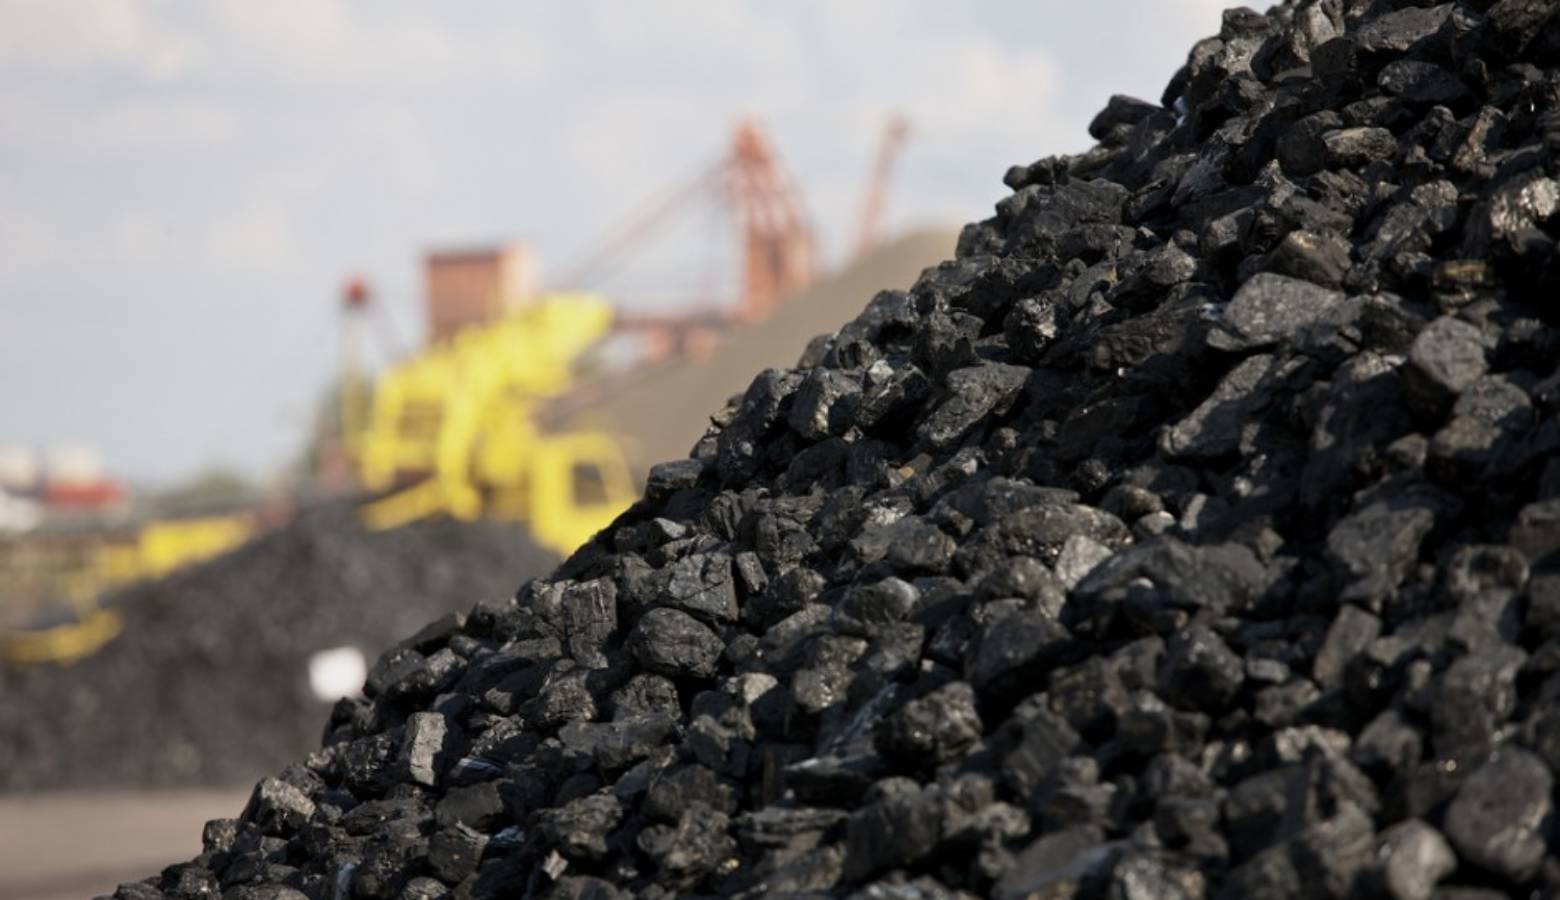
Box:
0 789 248 899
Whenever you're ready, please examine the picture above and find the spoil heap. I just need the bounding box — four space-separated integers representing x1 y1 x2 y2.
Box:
0 507 554 792
129 2 1560 897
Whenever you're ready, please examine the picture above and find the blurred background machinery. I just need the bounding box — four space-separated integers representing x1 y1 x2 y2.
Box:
347 292 635 553
0 116 941 670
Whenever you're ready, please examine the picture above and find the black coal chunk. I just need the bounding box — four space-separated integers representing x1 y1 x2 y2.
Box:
916 362 1030 449
241 777 316 837
1160 625 1244 713
875 680 983 766
1208 273 1345 352
1443 749 1553 883
628 607 725 679
1402 315 1490 418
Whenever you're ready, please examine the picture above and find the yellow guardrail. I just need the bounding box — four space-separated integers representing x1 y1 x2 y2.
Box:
134 515 254 581
1 608 123 666
1 513 255 666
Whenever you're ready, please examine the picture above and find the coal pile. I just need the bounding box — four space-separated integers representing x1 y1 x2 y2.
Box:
0 506 555 792
126 2 1560 897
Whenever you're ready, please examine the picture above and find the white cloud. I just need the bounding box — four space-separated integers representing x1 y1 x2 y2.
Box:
0 89 239 160
0 0 193 80
204 203 308 273
107 213 178 265
0 210 65 274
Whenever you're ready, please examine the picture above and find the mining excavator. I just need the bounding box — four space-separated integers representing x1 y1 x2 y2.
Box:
348 293 637 555
0 292 640 665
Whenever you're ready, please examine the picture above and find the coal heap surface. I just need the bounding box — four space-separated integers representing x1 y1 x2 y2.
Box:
0 507 554 793
126 3 1560 898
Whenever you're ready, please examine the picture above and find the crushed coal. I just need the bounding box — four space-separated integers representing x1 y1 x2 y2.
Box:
0 506 554 792
121 1 1560 897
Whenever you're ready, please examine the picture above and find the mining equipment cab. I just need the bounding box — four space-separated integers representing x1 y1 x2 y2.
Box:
346 293 637 557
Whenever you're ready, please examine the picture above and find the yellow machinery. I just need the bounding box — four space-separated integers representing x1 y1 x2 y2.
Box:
0 512 254 665
96 514 256 584
2 294 635 666
353 294 636 557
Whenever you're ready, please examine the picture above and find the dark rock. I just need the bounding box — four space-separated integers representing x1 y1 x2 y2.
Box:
1431 646 1525 757
1221 804 1375 900
429 823 488 883
435 781 505 830
1261 229 1353 289
1401 316 1490 418
1321 127 1398 168
1160 626 1244 713
1371 819 1455 900
790 369 862 441
1443 749 1553 882
241 777 316 837
1003 701 1083 799
645 457 704 496
844 781 943 881
1208 273 1346 352
1069 538 1266 636
1312 605 1381 691
1378 61 1466 106
1004 298 1062 363
916 363 1030 449
539 792 625 862
1089 95 1162 143
850 516 955 572
654 553 738 624
857 359 931 431
628 608 724 679
637 804 737 886
875 680 983 766
1053 535 1113 592
1352 5 1452 57
1352 708 1422 782
970 611 1072 694
560 578 619 666
1511 498 1560 565
993 826 1115 900
1326 498 1438 607
1161 354 1288 459
645 763 737 821
400 713 453 788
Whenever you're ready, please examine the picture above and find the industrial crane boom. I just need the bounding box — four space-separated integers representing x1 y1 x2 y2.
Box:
553 120 814 322
852 115 910 261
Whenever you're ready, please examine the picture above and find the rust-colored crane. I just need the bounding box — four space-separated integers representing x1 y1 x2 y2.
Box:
554 120 814 322
725 122 814 320
851 115 911 261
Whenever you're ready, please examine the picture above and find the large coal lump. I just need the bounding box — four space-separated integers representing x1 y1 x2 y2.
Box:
119 2 1560 897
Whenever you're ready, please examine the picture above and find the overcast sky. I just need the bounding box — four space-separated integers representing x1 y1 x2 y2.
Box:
1 0 1234 485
